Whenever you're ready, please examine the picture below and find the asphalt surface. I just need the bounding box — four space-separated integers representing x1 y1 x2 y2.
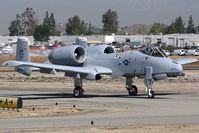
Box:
0 90 199 131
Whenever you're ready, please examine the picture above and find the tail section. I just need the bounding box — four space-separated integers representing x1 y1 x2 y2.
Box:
15 38 32 76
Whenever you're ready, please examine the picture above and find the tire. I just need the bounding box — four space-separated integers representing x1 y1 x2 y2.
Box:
148 90 155 99
73 87 84 98
127 85 138 96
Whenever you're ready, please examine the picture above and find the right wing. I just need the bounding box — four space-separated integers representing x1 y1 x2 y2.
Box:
1 60 112 80
175 58 198 65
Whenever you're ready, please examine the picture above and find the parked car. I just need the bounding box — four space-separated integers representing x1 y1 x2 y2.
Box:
190 45 199 50
171 49 186 56
185 49 199 56
163 50 171 56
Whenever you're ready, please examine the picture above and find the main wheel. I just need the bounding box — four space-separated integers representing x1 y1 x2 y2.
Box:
127 85 138 96
148 90 155 98
73 87 84 98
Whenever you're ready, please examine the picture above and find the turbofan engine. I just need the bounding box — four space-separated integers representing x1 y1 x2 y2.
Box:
86 45 115 55
48 45 86 66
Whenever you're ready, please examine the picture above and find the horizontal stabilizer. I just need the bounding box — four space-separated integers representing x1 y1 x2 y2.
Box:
175 58 198 65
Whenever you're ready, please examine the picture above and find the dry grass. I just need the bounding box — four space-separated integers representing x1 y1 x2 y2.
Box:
0 106 87 119
3 125 199 133
0 55 47 64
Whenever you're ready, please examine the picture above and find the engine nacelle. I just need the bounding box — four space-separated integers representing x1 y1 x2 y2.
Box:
87 45 115 55
48 45 86 66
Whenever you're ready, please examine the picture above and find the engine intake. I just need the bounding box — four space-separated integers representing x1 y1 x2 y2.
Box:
87 45 115 55
48 45 86 66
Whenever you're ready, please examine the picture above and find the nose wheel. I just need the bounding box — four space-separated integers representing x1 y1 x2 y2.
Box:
148 90 155 98
145 67 155 99
144 79 155 99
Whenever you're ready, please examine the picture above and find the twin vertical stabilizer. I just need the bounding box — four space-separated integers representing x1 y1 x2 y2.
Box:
15 38 32 76
75 37 88 48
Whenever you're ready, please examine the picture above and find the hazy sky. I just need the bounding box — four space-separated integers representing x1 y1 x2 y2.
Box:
0 0 199 35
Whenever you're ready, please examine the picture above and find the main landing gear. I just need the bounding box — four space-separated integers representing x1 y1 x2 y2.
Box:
73 86 84 98
125 77 155 98
125 67 155 99
73 74 84 98
73 67 156 98
126 78 138 96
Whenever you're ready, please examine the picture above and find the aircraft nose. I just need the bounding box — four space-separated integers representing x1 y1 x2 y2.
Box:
177 64 185 76
177 64 183 72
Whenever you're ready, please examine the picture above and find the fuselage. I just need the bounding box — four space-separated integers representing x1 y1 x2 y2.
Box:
86 50 183 78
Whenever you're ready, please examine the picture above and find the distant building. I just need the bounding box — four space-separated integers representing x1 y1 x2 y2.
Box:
114 34 199 47
1 34 199 48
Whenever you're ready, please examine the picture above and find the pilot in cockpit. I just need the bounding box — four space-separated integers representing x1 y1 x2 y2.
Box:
139 46 168 58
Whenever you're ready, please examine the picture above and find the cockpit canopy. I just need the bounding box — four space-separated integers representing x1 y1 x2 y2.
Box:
139 46 168 58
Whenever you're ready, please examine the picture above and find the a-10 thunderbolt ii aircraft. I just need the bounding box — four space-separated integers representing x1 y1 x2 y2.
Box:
1 37 198 98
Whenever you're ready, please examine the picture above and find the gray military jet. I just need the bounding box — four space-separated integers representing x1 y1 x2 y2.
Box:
1 38 198 98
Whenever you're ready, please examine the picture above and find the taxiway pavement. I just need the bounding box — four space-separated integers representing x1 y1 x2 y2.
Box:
0 90 199 131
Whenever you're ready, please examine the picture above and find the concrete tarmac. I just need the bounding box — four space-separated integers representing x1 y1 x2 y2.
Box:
0 70 199 132
0 90 199 131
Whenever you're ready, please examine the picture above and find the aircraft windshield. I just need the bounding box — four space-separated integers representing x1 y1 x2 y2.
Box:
152 48 164 57
140 47 168 58
158 47 168 57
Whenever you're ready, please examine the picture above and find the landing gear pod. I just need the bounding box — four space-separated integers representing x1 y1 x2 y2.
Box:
0 97 23 110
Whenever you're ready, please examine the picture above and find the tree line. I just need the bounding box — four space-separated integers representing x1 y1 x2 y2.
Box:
150 16 196 34
8 8 199 42
8 8 118 42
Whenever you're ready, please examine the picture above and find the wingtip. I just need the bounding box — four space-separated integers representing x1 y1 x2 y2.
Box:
0 61 8 67
0 60 19 67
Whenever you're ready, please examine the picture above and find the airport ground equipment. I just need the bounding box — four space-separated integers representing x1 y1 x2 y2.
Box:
0 97 23 111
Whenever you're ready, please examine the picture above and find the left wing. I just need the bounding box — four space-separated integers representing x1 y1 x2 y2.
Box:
174 58 198 65
1 60 112 80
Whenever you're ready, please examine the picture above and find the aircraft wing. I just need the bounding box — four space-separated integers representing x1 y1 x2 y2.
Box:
1 60 112 78
175 58 198 65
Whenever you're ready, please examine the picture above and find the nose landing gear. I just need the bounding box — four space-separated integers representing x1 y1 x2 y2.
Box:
145 67 155 99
